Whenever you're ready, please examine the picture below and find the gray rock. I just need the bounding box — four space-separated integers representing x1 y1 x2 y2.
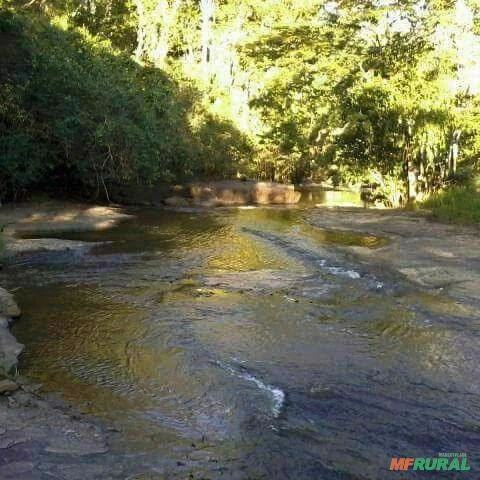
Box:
9 392 34 407
0 430 30 448
45 432 109 455
0 315 10 328
0 327 25 376
0 461 35 478
21 383 43 394
0 379 19 395
0 288 21 318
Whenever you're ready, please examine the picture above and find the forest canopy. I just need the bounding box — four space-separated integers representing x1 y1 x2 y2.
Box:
1 0 480 204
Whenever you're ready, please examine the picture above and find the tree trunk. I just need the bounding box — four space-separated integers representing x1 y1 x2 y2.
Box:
152 0 182 67
134 0 182 67
134 0 147 60
200 0 215 79
448 129 461 175
404 133 417 202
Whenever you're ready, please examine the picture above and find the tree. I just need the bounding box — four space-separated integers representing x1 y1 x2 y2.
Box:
134 0 183 66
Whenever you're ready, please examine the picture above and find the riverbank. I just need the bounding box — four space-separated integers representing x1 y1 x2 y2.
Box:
309 207 480 306
0 201 131 258
0 200 131 378
0 202 135 479
0 291 127 478
422 186 480 224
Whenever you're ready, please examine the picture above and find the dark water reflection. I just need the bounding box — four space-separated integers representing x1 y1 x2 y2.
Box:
4 207 480 479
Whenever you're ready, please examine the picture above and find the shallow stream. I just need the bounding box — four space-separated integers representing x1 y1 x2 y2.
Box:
3 205 480 478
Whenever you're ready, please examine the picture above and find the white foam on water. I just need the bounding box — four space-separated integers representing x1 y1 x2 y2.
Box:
217 361 285 418
326 266 361 279
237 372 285 418
316 259 361 279
231 355 247 364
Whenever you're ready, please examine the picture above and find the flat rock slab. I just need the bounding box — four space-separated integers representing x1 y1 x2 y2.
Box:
44 434 109 456
309 208 480 306
0 202 131 258
5 238 99 257
0 203 130 236
203 270 310 293
0 388 131 479
50 462 126 480
202 270 336 303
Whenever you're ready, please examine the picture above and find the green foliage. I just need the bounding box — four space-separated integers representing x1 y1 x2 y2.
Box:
423 187 480 224
0 5 251 201
237 0 480 191
1 0 480 202
62 0 137 51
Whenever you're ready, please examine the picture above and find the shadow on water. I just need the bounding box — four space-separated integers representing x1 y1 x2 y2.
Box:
17 205 387 252
5 207 480 479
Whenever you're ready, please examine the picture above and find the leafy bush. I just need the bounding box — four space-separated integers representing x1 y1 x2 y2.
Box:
0 7 251 201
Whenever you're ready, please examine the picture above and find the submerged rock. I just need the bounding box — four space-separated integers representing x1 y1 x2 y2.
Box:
204 270 311 294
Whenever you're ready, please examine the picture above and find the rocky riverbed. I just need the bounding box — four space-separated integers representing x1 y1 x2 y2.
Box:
0 201 131 257
0 202 135 479
0 287 127 479
0 200 479 479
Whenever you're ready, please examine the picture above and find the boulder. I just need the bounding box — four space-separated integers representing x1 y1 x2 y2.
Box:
190 185 219 207
0 288 21 317
0 315 10 328
0 327 24 376
188 181 301 206
0 378 19 395
252 182 301 205
214 187 251 205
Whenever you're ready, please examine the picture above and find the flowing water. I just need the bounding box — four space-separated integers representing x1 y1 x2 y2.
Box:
3 205 480 479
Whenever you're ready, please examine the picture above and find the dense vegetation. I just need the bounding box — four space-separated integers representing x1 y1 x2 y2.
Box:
423 179 480 223
1 0 480 206
0 2 252 200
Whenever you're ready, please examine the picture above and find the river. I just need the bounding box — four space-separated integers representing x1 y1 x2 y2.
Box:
3 205 480 479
